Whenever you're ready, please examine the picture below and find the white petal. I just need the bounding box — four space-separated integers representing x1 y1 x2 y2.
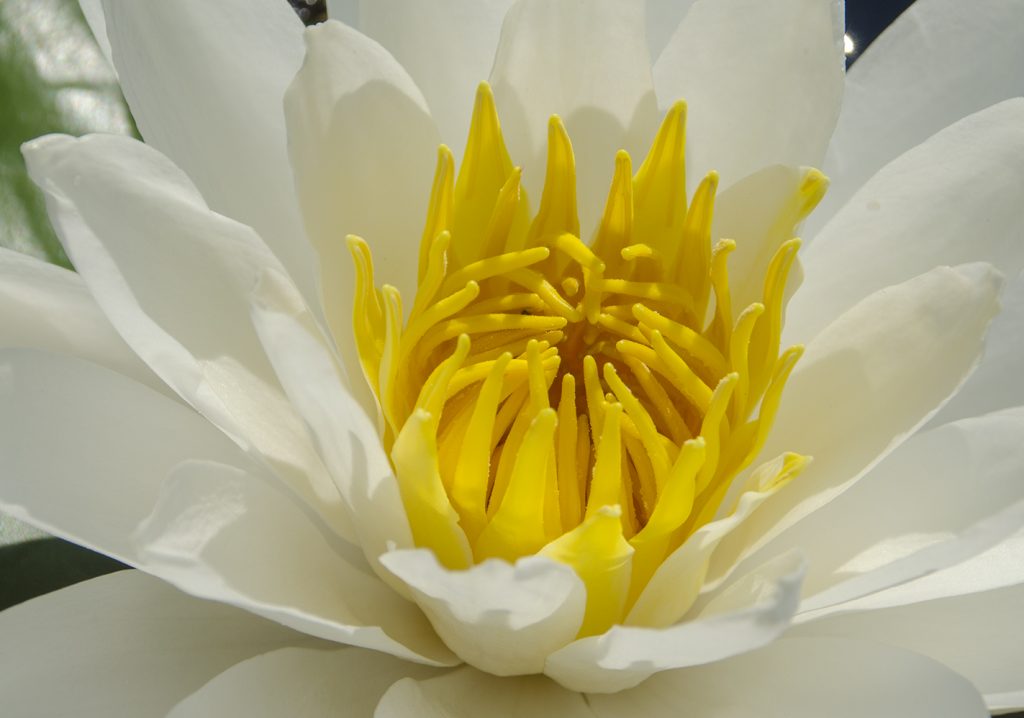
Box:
381 549 585 676
0 247 166 396
135 459 456 666
249 276 415 584
799 498 1024 616
171 646 440 718
713 165 824 314
932 271 1024 426
0 570 302 718
0 348 255 563
587 637 988 718
794 584 1024 713
376 667 594 718
628 469 800 626
816 0 1024 230
654 0 845 187
490 0 659 232
99 0 318 307
791 99 1024 343
708 263 1003 584
23 133 353 539
798 528 1024 615
645 0 696 64
284 19 440 418
77 0 112 67
357 0 516 160
543 551 804 693
739 406 1024 603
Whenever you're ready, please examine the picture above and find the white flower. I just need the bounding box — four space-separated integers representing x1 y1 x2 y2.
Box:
1 0 1023 715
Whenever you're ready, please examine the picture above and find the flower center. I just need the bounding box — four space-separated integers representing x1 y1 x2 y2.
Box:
348 84 826 634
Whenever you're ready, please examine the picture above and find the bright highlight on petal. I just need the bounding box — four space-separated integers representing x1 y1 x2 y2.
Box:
349 83 821 633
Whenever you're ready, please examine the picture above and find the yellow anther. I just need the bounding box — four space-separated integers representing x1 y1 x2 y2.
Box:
451 352 513 539
648 331 714 414
452 83 517 267
527 116 580 252
620 243 655 262
442 246 550 296
676 171 718 318
350 84 817 623
411 231 452 318
633 303 728 381
633 101 687 264
587 402 623 518
592 150 635 272
419 146 455 282
477 408 558 560
603 363 671 490
708 238 737 347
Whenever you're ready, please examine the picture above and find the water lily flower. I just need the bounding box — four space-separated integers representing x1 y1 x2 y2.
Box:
1 0 1023 715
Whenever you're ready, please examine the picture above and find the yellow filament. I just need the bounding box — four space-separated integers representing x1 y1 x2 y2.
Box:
348 83 821 634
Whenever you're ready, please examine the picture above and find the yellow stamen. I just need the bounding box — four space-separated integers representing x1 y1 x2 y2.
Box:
347 83 824 633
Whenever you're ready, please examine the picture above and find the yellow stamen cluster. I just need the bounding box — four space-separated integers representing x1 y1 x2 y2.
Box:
349 84 827 634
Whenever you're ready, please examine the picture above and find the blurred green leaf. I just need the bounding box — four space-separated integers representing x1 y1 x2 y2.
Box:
0 539 127 611
0 0 134 268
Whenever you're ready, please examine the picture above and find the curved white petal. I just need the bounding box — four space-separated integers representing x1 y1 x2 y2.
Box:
0 247 166 396
171 646 441 718
932 271 1024 426
98 0 318 307
645 0 696 64
586 637 988 718
284 19 440 418
490 0 659 232
0 348 256 563
543 552 804 693
628 468 800 627
77 0 112 67
654 0 845 187
816 0 1024 230
791 99 1024 344
734 406 1024 603
135 459 456 666
376 667 595 718
249 275 415 586
713 165 824 314
798 528 1024 615
0 570 302 718
22 133 352 539
381 549 585 676
794 584 1024 713
708 263 1003 584
357 0 516 160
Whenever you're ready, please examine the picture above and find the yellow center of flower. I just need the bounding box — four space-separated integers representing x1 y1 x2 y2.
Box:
348 84 827 635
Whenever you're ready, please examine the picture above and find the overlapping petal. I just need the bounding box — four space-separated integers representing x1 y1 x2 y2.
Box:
794 584 1024 712
22 133 353 539
354 0 516 160
0 570 303 718
816 0 1024 228
283 19 440 418
489 0 659 232
171 646 441 718
654 0 845 187
94 0 319 306
586 637 989 718
0 247 166 396
789 99 1024 344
